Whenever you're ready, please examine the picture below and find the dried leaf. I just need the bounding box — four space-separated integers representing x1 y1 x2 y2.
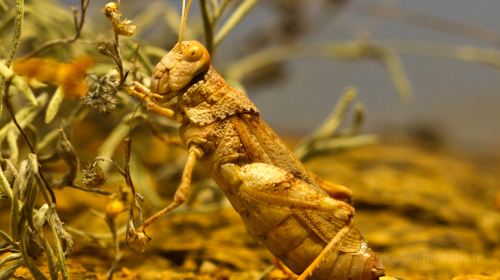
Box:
19 227 46 280
0 258 22 279
45 86 64 123
0 165 13 200
56 129 79 187
82 161 106 188
0 63 38 106
0 230 14 244
48 206 73 256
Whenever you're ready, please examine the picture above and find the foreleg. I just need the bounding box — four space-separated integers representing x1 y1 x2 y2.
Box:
126 82 175 119
139 146 203 232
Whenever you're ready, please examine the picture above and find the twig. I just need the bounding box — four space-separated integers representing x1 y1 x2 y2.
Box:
123 138 136 195
26 0 89 57
3 84 36 155
101 1 137 86
67 184 112 196
113 32 126 85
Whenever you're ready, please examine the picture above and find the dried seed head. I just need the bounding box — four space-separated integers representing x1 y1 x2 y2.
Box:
82 74 118 114
82 161 106 188
103 2 119 17
97 44 110 56
116 19 136 37
103 2 136 36
127 230 151 254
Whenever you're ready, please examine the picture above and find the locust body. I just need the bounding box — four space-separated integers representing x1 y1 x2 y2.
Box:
129 41 385 280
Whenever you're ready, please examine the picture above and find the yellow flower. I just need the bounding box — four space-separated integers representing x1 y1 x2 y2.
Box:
56 56 94 98
13 56 94 98
105 198 126 219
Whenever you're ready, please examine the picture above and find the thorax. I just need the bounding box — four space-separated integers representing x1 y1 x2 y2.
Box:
177 66 258 127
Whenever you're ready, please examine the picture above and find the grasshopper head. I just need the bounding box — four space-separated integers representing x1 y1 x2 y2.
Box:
150 40 210 100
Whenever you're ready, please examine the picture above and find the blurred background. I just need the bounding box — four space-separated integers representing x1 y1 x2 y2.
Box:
1 1 499 279
246 0 500 153
79 0 500 154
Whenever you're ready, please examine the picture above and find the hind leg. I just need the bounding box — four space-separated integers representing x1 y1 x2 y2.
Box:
220 162 354 221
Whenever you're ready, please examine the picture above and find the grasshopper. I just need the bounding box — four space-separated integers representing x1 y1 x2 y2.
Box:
127 1 385 279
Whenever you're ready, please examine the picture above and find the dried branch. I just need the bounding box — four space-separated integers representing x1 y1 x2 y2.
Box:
25 0 89 57
199 0 214 53
102 1 137 86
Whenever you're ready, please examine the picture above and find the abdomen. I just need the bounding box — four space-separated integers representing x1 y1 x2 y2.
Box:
179 114 384 279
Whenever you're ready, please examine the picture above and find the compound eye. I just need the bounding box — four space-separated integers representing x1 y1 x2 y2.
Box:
183 44 204 61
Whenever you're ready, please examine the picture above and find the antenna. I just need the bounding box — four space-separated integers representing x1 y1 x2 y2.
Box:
178 0 193 44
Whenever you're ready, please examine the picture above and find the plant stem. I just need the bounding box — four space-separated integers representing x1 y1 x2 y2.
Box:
213 0 258 48
200 0 214 53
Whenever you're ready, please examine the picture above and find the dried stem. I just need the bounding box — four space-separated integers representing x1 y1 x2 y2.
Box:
113 33 126 85
199 0 214 53
123 137 136 195
67 184 111 196
213 0 259 48
2 85 35 155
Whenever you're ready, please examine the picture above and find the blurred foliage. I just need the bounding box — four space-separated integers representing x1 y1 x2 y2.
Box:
0 0 499 279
